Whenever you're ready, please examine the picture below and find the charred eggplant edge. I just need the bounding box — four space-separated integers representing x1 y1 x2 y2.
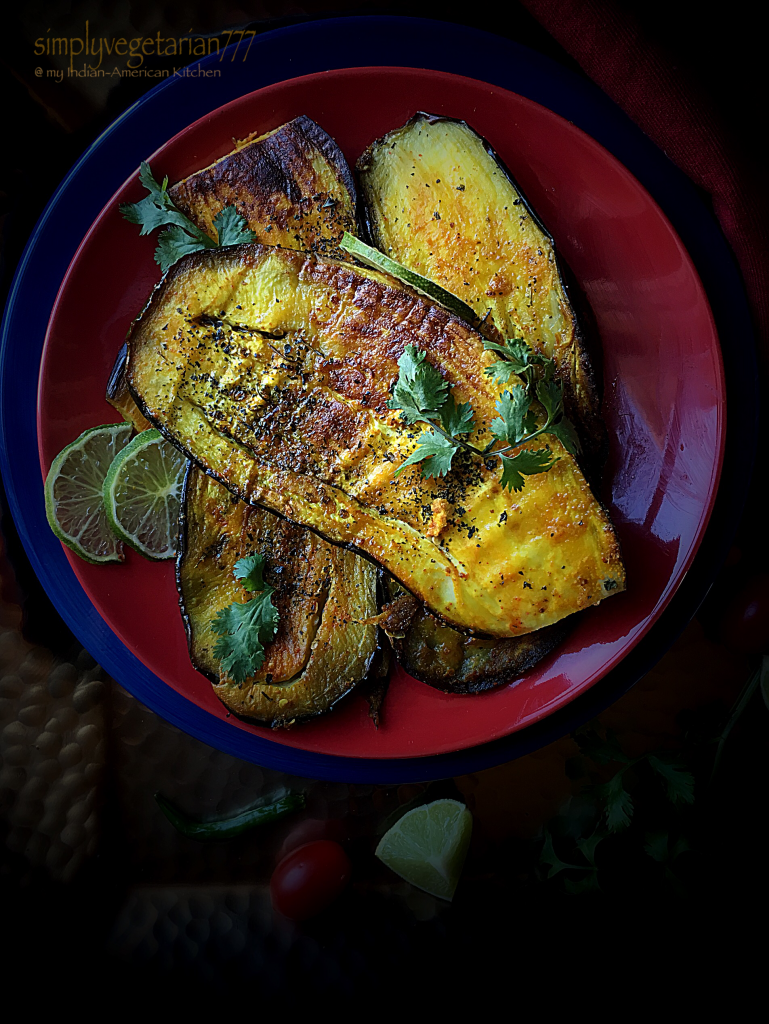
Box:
396 620 568 695
291 114 359 214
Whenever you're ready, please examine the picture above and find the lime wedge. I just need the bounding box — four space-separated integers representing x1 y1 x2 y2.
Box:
45 422 133 563
103 428 186 560
375 798 472 900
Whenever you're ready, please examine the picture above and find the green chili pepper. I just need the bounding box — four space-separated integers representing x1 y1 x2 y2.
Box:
154 790 306 841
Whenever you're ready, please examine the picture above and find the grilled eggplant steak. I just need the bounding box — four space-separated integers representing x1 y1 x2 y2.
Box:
108 115 358 427
126 243 624 638
357 112 603 460
178 465 377 726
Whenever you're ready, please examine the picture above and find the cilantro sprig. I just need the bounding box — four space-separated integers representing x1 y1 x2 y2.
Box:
484 336 581 459
388 336 579 493
210 553 280 684
538 725 696 895
574 726 695 833
388 345 449 425
120 162 255 273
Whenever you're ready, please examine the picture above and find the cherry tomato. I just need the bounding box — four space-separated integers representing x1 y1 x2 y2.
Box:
270 840 351 921
718 573 769 654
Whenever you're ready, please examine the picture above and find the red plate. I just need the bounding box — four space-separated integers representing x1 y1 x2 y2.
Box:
37 67 724 759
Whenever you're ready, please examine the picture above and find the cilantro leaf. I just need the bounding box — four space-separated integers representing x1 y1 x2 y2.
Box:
563 872 601 895
644 831 670 863
120 162 210 242
575 833 603 866
575 726 633 765
541 830 602 894
541 358 557 383
213 205 256 247
121 191 173 234
484 360 518 386
233 553 268 593
383 333 567 495
395 430 458 478
483 336 542 372
597 773 634 832
504 337 538 365
154 225 212 273
540 831 580 878
438 394 475 437
647 754 695 807
387 345 449 424
483 344 528 374
536 377 564 422
210 552 280 684
499 447 557 492
671 837 691 860
547 416 581 456
120 165 175 232
483 335 578 472
491 387 531 445
644 831 690 865
523 407 539 436
211 588 280 684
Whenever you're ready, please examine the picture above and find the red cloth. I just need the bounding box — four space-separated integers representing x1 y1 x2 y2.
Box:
520 0 769 365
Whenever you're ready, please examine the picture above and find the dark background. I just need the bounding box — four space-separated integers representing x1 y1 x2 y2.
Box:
1 0 766 1006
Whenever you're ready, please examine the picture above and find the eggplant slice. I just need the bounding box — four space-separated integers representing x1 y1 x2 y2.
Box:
126 243 624 639
169 115 358 259
357 112 604 463
177 464 378 727
378 577 565 694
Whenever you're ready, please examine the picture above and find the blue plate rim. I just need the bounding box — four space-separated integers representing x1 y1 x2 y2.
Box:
0 15 757 782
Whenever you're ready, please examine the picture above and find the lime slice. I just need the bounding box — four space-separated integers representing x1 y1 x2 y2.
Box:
103 428 186 560
45 422 133 564
375 798 472 900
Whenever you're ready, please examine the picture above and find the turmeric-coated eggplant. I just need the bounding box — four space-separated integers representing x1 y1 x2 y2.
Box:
127 243 624 638
177 465 377 726
169 114 358 258
356 112 622 685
